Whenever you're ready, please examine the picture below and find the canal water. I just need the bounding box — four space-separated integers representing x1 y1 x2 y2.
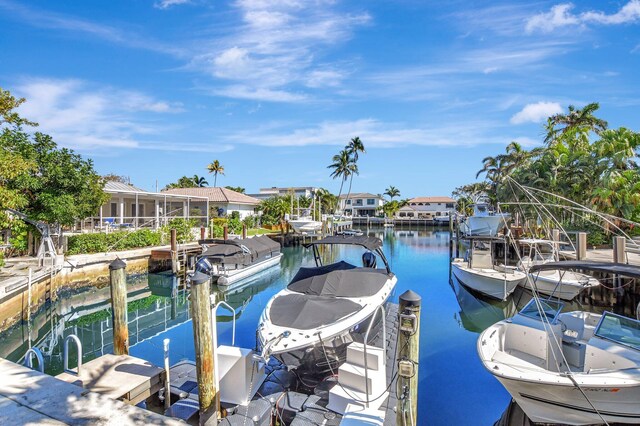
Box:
1 228 549 425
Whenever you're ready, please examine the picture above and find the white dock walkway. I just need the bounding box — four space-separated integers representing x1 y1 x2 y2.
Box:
0 358 183 425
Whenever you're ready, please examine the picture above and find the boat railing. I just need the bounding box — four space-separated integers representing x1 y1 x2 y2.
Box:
63 334 83 375
363 304 386 408
23 347 45 373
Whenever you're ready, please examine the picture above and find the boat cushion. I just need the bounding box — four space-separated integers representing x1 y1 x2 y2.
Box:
288 262 389 297
269 294 361 329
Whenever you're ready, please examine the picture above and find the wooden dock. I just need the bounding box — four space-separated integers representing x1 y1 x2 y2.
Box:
56 354 166 406
0 358 183 425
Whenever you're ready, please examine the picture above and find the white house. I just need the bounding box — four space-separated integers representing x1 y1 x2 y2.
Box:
338 193 385 217
79 181 209 231
163 187 261 219
248 186 318 201
395 196 456 219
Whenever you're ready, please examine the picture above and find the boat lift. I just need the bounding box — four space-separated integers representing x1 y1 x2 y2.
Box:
6 208 57 267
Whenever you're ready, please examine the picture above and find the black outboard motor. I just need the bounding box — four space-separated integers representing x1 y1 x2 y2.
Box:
194 257 213 275
362 251 377 268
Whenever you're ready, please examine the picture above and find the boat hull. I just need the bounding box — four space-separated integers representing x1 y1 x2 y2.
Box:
497 376 640 425
451 261 525 300
521 271 599 301
214 253 283 286
289 220 322 233
464 215 509 236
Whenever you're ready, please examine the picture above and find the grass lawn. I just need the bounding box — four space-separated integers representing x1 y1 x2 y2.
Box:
247 228 276 236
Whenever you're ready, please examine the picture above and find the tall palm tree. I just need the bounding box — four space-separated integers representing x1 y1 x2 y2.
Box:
544 102 608 147
327 149 351 214
192 175 208 187
207 160 225 187
384 186 400 200
344 137 366 209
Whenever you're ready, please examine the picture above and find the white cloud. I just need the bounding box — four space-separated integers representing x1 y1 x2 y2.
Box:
154 0 191 9
213 85 307 102
15 78 185 151
526 1 640 34
510 102 563 124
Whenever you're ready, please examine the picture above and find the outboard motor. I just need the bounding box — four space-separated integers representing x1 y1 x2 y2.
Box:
362 251 377 268
194 257 213 275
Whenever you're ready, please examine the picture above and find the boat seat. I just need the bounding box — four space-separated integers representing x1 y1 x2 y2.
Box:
562 340 587 370
492 349 545 369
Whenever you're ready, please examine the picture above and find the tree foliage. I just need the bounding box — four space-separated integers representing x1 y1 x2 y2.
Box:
225 186 245 193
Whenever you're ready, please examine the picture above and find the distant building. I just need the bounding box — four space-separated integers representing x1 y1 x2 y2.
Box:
163 187 261 219
338 193 385 217
395 196 457 219
248 186 318 200
79 181 209 231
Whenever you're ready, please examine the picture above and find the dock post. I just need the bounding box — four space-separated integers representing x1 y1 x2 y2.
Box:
577 232 587 260
109 258 129 356
242 224 247 239
163 338 171 411
397 290 421 426
189 271 219 424
223 225 228 240
200 226 206 240
552 229 560 257
614 236 626 263
170 229 178 274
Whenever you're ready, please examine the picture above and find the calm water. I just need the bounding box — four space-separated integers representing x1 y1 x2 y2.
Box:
1 228 542 425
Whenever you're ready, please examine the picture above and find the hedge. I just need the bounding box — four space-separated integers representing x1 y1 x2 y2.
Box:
67 229 162 255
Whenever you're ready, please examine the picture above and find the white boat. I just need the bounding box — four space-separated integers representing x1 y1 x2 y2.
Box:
479 261 640 425
434 210 453 224
194 235 282 286
517 239 600 300
460 203 510 236
289 216 322 233
451 237 526 300
258 234 397 375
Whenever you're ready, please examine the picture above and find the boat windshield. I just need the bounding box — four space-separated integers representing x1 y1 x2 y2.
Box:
594 312 640 351
519 299 564 323
533 243 555 262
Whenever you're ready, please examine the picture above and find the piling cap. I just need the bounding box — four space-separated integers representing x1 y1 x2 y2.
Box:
109 258 127 270
189 271 210 285
399 289 421 307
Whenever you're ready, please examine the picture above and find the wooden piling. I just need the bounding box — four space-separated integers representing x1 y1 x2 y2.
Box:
552 229 560 257
189 271 219 424
223 225 228 240
242 224 247 239
200 226 206 240
170 229 178 274
396 290 421 426
614 236 626 263
577 232 587 260
109 258 129 356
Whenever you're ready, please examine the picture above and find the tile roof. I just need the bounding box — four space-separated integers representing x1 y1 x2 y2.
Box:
163 187 261 205
408 196 456 203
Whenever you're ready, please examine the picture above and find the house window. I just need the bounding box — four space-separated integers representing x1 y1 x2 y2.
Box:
356 199 363 205
446 203 454 208
346 199 352 205
367 199 375 205
110 203 117 217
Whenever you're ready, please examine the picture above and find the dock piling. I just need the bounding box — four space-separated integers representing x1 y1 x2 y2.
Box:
223 225 228 240
189 271 220 424
242 224 247 239
552 229 560 256
170 229 178 274
200 226 206 240
577 232 587 260
109 258 129 356
614 236 626 263
396 290 421 426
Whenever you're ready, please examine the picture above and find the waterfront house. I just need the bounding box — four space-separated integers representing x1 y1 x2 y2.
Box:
395 196 457 219
78 181 209 231
163 187 261 219
248 186 318 201
338 193 385 217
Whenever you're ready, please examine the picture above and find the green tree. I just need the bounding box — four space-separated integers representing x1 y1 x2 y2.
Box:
103 173 129 184
1 87 38 127
193 175 208 187
207 160 225 186
343 137 365 210
384 186 400 200
327 149 352 213
225 186 245 193
164 176 198 190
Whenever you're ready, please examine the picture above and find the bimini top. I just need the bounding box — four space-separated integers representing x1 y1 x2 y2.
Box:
529 261 640 279
288 261 389 297
303 235 382 251
201 235 280 265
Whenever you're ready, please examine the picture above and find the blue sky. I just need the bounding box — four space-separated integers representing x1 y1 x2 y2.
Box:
1 0 639 197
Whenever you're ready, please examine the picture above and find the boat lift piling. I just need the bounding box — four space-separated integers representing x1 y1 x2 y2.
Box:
170 229 178 274
109 258 129 355
396 290 421 426
189 271 220 425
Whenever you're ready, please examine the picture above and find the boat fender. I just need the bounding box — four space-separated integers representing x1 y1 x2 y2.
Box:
218 276 229 286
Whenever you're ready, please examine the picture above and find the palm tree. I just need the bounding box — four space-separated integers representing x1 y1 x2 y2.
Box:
192 175 208 187
327 149 351 214
344 137 366 210
544 102 608 147
207 160 225 186
384 186 400 200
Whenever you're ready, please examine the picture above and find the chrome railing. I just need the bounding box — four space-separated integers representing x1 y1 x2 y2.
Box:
23 347 45 373
63 334 83 375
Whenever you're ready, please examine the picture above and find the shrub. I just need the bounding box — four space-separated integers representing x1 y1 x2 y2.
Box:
228 216 242 234
67 229 162 255
0 251 4 268
162 218 197 243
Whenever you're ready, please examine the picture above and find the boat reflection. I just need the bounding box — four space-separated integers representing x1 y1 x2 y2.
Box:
450 274 517 333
